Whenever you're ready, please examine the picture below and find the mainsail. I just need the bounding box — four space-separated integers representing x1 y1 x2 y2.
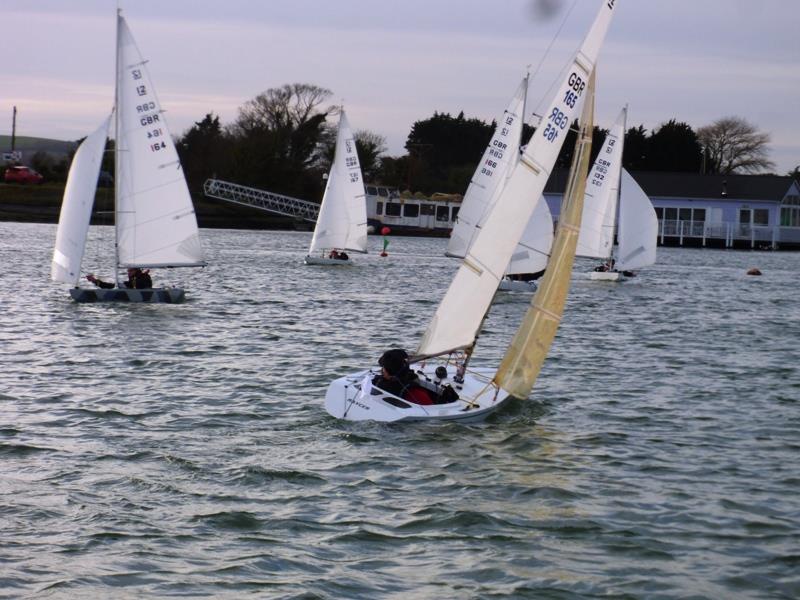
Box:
115 14 204 269
308 110 368 254
446 76 528 259
494 72 596 399
416 0 618 359
51 116 111 285
575 107 626 260
616 169 658 270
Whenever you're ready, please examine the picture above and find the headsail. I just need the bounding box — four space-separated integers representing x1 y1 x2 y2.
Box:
416 0 618 359
446 76 528 259
308 110 368 254
494 72 596 399
115 14 204 269
616 169 658 270
505 196 553 276
51 116 111 285
575 106 625 260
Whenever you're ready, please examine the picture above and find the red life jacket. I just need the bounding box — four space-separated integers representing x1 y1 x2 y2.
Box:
404 386 434 405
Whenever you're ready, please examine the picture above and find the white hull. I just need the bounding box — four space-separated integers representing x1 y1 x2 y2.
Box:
498 278 538 292
70 287 185 303
324 365 512 423
304 255 352 266
588 270 625 281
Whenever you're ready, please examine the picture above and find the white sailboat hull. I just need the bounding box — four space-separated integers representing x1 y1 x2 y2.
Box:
304 255 352 266
498 278 538 293
588 270 625 281
69 287 185 303
324 365 511 423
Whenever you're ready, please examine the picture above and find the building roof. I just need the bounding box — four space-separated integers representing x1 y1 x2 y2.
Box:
544 170 798 202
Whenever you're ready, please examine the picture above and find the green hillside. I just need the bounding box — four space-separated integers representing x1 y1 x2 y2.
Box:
0 135 76 158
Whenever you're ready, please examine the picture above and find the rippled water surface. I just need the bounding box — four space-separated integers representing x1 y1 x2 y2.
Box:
1 221 799 599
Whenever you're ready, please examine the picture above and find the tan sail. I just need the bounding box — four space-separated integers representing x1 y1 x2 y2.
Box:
494 71 597 399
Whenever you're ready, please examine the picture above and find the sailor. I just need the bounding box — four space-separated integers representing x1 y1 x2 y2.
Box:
372 349 433 405
86 268 152 289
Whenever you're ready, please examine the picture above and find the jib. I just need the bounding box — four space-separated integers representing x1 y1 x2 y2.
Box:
568 72 585 96
140 114 160 126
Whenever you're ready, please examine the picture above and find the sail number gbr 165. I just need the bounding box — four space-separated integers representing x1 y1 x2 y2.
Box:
542 71 586 144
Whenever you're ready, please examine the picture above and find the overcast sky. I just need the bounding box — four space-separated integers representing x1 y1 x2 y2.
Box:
2 0 798 173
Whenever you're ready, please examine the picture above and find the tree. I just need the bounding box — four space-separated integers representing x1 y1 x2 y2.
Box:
176 113 230 194
231 83 333 198
697 116 775 174
622 125 648 171
646 119 702 172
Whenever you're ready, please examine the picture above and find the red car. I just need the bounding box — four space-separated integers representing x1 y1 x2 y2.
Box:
4 165 44 184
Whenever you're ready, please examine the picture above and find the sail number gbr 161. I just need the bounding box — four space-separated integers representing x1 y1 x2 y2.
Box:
542 71 586 144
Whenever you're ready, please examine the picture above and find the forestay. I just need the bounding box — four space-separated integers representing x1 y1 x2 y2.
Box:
308 110 368 254
575 107 625 260
51 116 111 285
416 0 618 359
616 169 658 271
446 77 528 259
115 15 204 268
494 72 596 399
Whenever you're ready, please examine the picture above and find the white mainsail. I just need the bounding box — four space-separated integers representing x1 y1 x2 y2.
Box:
51 116 111 285
616 169 658 270
115 14 204 268
416 0 618 358
446 77 528 259
576 107 626 260
308 110 368 254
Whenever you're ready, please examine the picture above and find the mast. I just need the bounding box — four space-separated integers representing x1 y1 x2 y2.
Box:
113 9 122 286
611 104 628 264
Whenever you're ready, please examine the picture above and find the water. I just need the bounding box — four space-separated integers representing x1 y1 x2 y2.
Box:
1 221 798 599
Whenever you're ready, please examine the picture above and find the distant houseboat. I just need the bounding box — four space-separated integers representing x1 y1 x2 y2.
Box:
365 185 462 236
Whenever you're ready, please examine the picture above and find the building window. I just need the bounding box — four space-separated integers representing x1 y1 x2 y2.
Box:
403 203 419 218
436 206 449 221
376 201 383 216
366 186 377 196
385 202 401 217
420 204 435 216
693 208 706 222
654 207 664 220
664 207 678 221
377 187 390 198
679 208 692 221
451 206 460 221
753 209 769 225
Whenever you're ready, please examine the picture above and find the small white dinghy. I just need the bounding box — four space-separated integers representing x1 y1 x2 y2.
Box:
324 0 618 423
51 11 205 302
304 109 367 266
446 73 553 293
578 106 658 282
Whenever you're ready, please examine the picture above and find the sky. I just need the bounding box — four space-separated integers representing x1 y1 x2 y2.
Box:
2 0 799 174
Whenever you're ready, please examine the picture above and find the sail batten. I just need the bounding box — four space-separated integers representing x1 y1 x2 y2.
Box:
51 116 111 285
494 71 597 399
417 0 618 359
308 110 368 255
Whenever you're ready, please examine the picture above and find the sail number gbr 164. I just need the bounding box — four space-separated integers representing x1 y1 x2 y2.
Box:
542 71 586 144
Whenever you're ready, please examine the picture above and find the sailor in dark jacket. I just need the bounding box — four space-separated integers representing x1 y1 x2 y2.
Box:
372 349 419 398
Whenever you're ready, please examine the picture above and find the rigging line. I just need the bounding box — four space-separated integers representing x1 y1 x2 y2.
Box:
526 0 580 124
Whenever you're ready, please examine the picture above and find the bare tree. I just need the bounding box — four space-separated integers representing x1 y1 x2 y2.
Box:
234 83 333 134
697 116 775 174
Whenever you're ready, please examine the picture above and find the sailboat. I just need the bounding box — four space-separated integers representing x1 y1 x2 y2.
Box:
446 75 553 293
304 109 367 265
576 106 658 281
324 0 618 422
51 10 205 303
